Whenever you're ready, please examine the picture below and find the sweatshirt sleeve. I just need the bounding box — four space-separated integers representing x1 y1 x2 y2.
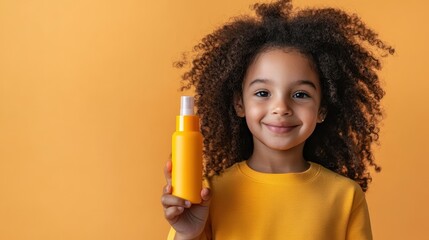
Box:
345 189 373 240
167 228 175 240
167 227 210 240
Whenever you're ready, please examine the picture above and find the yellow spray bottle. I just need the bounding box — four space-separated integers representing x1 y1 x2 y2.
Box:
171 96 203 204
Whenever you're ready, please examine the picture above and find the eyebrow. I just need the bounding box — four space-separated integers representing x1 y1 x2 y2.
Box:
296 80 317 90
248 79 270 86
248 78 317 90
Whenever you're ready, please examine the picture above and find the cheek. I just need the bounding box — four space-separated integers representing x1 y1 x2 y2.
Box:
312 109 322 123
245 103 265 120
298 106 320 122
244 106 265 132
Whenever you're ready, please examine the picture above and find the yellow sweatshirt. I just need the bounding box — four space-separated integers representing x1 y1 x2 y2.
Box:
168 161 372 240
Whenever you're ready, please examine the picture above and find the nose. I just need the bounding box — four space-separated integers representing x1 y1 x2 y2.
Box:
271 97 292 116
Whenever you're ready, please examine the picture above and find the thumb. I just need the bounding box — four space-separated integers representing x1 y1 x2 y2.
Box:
200 188 211 207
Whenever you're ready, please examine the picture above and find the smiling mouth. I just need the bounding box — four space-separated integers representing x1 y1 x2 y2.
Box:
264 124 297 134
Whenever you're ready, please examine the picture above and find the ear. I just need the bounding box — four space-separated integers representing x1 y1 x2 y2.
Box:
233 94 245 117
317 107 327 123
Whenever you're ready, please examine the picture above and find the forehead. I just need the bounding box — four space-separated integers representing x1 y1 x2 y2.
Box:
243 48 319 86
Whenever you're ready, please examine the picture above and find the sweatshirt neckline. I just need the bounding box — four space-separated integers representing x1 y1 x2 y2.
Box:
237 160 321 185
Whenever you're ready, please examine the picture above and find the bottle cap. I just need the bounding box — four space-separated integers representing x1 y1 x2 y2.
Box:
180 96 194 116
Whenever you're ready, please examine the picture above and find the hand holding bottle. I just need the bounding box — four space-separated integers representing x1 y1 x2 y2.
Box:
161 160 211 240
162 96 210 239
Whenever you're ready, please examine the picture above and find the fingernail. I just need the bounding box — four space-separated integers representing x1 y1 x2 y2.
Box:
185 201 191 207
178 207 184 212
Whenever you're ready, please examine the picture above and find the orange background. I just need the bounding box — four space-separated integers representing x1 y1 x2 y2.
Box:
0 0 428 239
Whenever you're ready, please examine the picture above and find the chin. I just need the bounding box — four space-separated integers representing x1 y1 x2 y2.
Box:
264 143 302 151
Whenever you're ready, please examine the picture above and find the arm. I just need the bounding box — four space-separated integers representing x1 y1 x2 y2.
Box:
167 222 211 240
345 192 373 240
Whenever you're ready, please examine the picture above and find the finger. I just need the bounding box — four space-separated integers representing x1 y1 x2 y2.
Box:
161 194 191 209
164 206 184 221
164 160 172 185
162 184 172 194
200 188 212 207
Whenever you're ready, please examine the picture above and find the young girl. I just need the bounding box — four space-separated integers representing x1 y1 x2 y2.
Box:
161 0 394 239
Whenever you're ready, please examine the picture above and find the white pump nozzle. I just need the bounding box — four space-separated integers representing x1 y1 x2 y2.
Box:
180 96 194 116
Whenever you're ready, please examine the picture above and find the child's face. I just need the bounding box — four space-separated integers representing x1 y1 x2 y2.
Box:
234 48 324 153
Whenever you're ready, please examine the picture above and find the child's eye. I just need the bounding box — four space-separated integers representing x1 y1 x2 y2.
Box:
255 90 270 97
293 91 310 99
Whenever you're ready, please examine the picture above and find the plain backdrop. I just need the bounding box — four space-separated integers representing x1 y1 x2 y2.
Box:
1 0 428 239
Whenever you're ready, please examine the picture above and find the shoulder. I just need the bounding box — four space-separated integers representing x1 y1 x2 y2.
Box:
316 162 362 188
314 162 365 201
209 161 242 180
205 161 243 188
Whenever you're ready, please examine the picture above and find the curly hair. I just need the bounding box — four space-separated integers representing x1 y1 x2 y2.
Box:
174 0 394 192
